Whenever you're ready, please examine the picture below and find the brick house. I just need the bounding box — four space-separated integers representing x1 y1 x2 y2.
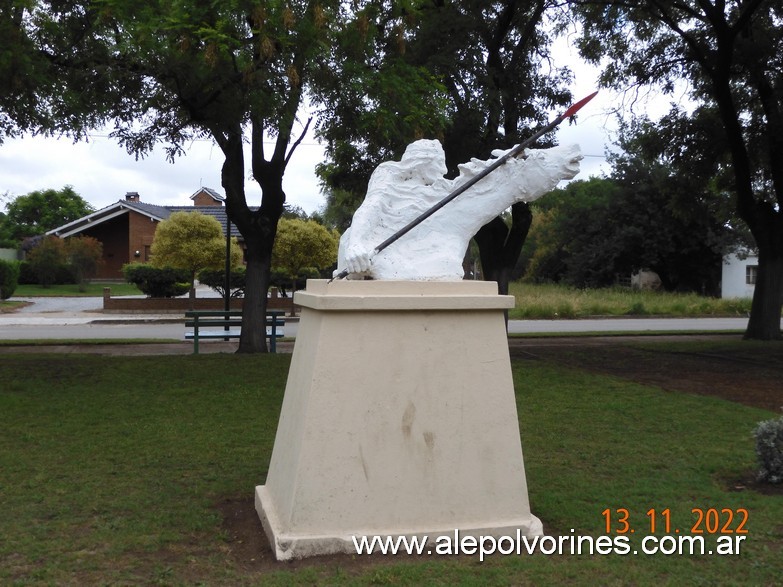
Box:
47 188 239 279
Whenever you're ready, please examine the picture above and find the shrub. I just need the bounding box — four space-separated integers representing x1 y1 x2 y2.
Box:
270 267 319 297
122 263 191 298
27 235 67 287
754 412 783 484
197 267 246 298
17 261 75 285
0 259 20 300
66 236 103 292
18 261 36 284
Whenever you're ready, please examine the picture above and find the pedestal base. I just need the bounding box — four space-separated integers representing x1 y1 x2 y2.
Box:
256 280 541 560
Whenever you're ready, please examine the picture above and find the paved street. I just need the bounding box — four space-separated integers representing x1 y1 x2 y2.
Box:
507 316 758 334
1 295 767 341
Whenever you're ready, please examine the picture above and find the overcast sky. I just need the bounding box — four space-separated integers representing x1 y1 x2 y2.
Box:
1 40 637 217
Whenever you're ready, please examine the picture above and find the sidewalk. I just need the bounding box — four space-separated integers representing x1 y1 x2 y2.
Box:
8 294 180 325
1 291 297 344
5 286 296 325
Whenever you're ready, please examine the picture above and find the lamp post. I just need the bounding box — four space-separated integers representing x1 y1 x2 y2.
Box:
224 214 231 338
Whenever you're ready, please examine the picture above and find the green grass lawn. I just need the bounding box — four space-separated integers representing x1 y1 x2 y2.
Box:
509 282 754 319
1 352 780 585
13 282 143 297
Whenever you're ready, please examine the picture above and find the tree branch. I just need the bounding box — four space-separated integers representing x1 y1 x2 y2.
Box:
750 70 783 205
285 116 312 167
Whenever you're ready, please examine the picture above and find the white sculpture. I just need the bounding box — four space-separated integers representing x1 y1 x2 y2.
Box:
335 139 582 281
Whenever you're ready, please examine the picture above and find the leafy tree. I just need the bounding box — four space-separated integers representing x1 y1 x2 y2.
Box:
198 267 247 299
314 2 449 231
574 0 783 339
524 178 619 285
607 115 737 294
150 212 242 308
271 218 339 293
0 3 109 143
26 235 67 288
282 204 310 221
0 213 15 248
4 1 361 352
524 164 730 293
65 236 103 292
4 187 93 243
316 1 574 296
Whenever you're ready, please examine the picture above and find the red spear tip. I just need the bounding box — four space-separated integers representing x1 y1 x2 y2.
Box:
563 90 599 119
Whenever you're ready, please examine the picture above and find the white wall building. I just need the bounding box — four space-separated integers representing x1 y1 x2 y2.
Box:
721 251 758 299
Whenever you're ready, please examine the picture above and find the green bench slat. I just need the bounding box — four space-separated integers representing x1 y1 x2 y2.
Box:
185 310 285 354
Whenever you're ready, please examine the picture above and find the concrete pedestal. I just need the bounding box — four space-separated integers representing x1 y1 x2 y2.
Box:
256 279 541 560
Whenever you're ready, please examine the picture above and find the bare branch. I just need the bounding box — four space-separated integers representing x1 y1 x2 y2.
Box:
285 116 313 167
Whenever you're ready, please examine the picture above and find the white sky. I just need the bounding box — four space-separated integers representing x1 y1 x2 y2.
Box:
0 39 653 217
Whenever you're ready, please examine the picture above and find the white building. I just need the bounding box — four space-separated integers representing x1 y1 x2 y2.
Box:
721 251 758 298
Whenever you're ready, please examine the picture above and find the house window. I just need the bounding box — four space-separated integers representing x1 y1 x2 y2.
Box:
746 265 758 285
144 245 151 262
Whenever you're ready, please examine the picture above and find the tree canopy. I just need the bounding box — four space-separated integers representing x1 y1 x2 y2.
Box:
2 186 93 244
316 0 574 294
4 0 361 351
271 217 338 287
150 211 242 305
574 0 783 338
523 113 738 293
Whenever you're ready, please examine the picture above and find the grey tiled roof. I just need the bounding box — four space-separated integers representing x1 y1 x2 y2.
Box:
124 201 239 232
159 205 242 236
48 198 251 240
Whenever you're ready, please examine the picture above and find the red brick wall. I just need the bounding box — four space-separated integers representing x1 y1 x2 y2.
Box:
192 191 222 207
76 210 161 279
103 288 296 313
128 211 159 265
81 214 130 279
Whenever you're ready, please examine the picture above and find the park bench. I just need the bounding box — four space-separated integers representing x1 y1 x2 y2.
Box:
184 310 285 354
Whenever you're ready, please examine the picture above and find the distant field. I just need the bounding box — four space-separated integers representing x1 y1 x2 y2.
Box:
509 282 754 319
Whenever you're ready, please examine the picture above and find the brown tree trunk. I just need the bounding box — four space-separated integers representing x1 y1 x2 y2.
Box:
706 82 781 338
475 203 532 292
474 202 532 326
745 249 783 340
217 126 281 354
232 188 283 354
239 231 272 353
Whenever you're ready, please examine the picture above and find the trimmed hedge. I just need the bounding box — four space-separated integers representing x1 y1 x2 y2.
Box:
17 260 76 285
122 263 191 298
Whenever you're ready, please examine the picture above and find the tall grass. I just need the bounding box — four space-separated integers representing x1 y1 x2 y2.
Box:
509 282 753 319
